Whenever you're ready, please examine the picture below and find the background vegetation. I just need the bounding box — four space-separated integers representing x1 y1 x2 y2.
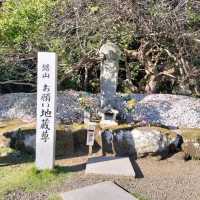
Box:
0 0 200 95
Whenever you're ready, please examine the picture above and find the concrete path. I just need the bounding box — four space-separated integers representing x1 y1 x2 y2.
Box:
61 181 138 200
85 156 135 177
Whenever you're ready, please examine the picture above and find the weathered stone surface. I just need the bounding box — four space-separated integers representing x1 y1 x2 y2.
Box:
113 131 135 156
102 130 114 154
99 107 119 127
103 127 173 157
0 119 182 158
61 181 137 200
7 129 74 156
83 111 90 124
56 131 74 156
23 133 35 153
130 127 169 156
85 157 135 177
99 41 121 108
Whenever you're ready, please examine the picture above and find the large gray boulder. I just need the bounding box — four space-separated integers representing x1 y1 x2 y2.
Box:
113 127 169 157
130 127 169 156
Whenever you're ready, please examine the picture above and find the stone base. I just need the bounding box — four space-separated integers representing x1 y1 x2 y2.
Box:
61 181 137 200
100 120 118 127
85 156 135 177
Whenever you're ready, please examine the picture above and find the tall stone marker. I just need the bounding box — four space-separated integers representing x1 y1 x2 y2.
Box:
99 41 121 108
36 52 57 170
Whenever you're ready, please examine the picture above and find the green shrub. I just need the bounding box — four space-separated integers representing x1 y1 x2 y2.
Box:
188 10 200 27
0 0 56 51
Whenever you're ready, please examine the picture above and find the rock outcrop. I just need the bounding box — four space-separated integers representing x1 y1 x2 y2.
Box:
102 127 178 157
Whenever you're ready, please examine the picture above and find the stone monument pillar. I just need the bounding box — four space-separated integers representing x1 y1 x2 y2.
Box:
99 41 121 108
36 52 57 170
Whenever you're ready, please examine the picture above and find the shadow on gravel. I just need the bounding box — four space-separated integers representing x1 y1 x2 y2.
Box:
0 152 86 173
128 133 144 179
129 156 144 178
64 163 86 172
134 100 172 124
53 164 86 173
158 134 184 161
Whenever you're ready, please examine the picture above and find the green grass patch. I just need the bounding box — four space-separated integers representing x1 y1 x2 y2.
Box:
132 192 150 200
48 194 63 200
0 163 70 200
180 128 200 140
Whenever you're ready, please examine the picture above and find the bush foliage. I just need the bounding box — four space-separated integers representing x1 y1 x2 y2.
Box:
0 0 56 49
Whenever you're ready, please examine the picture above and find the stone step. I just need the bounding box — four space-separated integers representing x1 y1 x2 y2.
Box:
61 181 137 200
85 156 135 177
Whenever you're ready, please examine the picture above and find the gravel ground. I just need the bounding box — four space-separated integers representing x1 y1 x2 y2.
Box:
5 153 200 200
132 94 200 128
58 153 200 200
0 91 200 128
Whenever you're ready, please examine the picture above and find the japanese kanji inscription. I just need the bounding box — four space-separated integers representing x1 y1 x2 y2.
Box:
36 52 57 170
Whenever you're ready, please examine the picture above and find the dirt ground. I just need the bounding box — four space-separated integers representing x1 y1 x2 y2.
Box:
5 152 200 200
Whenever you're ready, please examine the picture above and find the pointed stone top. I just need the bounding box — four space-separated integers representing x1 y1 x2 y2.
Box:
99 41 121 60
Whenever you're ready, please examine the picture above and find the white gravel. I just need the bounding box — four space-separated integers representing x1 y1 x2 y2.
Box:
0 91 200 128
132 94 200 128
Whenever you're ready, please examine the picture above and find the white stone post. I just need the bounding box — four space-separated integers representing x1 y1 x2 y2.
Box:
36 52 57 170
